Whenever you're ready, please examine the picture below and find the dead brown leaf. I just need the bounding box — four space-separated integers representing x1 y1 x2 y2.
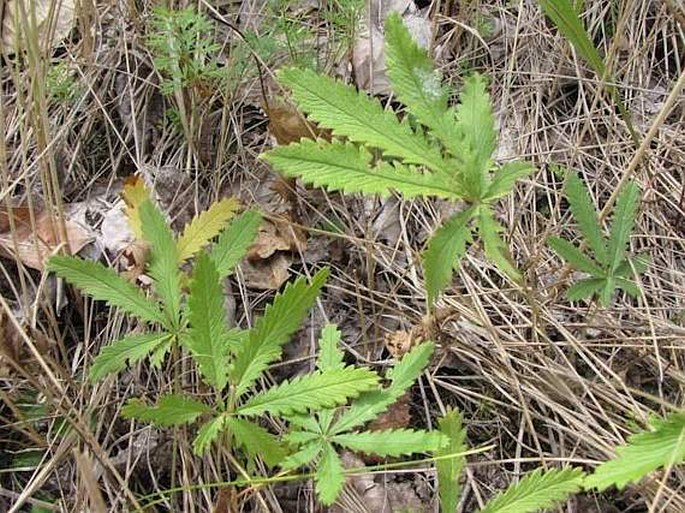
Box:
332 451 430 513
241 216 307 290
213 486 239 513
1 0 76 53
0 310 21 378
0 205 93 270
265 97 330 145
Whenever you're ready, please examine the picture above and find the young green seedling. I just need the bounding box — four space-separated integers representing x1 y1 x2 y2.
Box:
261 13 533 304
548 172 647 306
282 325 447 505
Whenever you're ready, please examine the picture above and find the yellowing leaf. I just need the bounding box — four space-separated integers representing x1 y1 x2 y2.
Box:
176 197 240 262
122 176 151 238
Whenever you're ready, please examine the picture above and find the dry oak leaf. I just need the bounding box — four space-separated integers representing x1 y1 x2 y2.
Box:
0 206 92 270
241 216 307 290
265 96 331 145
1 0 75 53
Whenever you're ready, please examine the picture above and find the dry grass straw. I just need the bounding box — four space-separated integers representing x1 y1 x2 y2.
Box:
0 0 683 511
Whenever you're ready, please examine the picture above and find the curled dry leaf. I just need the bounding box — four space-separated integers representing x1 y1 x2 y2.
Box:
241 216 307 290
1 0 76 53
0 205 93 271
332 451 429 513
265 96 330 146
352 0 432 94
0 310 52 378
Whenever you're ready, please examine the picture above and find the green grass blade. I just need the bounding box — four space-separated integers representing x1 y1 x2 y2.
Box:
436 408 468 513
47 256 166 325
547 237 604 276
139 200 182 329
210 209 262 279
262 139 459 200
332 429 447 457
479 467 585 513
423 207 475 303
122 395 209 427
537 0 606 76
608 182 640 273
186 253 230 390
276 67 451 175
89 333 172 381
564 173 607 264
585 412 685 491
236 368 379 417
232 268 328 396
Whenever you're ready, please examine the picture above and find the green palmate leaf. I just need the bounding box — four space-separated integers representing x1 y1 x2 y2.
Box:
176 197 240 262
436 409 468 513
608 182 640 273
284 430 321 446
193 415 228 455
386 341 435 394
383 13 460 161
478 207 521 281
281 441 323 471
585 412 685 491
228 417 287 467
186 253 230 390
89 332 173 381
423 207 475 303
276 67 451 175
223 327 248 358
566 277 606 301
616 277 641 298
454 74 496 199
479 467 585 513
564 173 607 264
211 209 262 278
547 237 604 276
333 429 447 457
232 268 329 396
484 162 535 201
237 368 379 417
263 139 457 200
139 200 182 329
317 324 344 371
331 390 394 435
615 255 649 277
332 341 434 434
150 337 173 367
316 443 345 506
537 0 606 76
47 256 165 325
598 277 615 307
122 395 209 427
